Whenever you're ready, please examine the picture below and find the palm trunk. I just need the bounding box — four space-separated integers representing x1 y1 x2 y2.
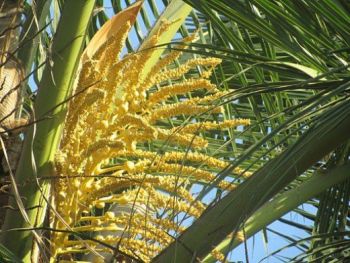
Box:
0 0 24 133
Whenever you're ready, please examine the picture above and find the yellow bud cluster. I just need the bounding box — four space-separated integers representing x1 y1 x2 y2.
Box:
157 128 209 148
164 151 227 167
175 119 251 133
51 11 251 262
148 79 217 105
94 22 131 74
178 91 228 106
140 31 196 83
151 57 222 85
148 101 223 123
211 249 227 262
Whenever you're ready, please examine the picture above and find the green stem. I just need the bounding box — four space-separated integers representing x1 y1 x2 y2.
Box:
204 163 350 262
0 1 96 261
153 102 350 262
17 0 52 118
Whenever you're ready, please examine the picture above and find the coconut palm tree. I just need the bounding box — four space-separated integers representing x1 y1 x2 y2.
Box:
0 0 349 262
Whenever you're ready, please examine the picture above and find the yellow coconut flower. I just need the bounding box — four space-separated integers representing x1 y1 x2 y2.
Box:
51 2 250 262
